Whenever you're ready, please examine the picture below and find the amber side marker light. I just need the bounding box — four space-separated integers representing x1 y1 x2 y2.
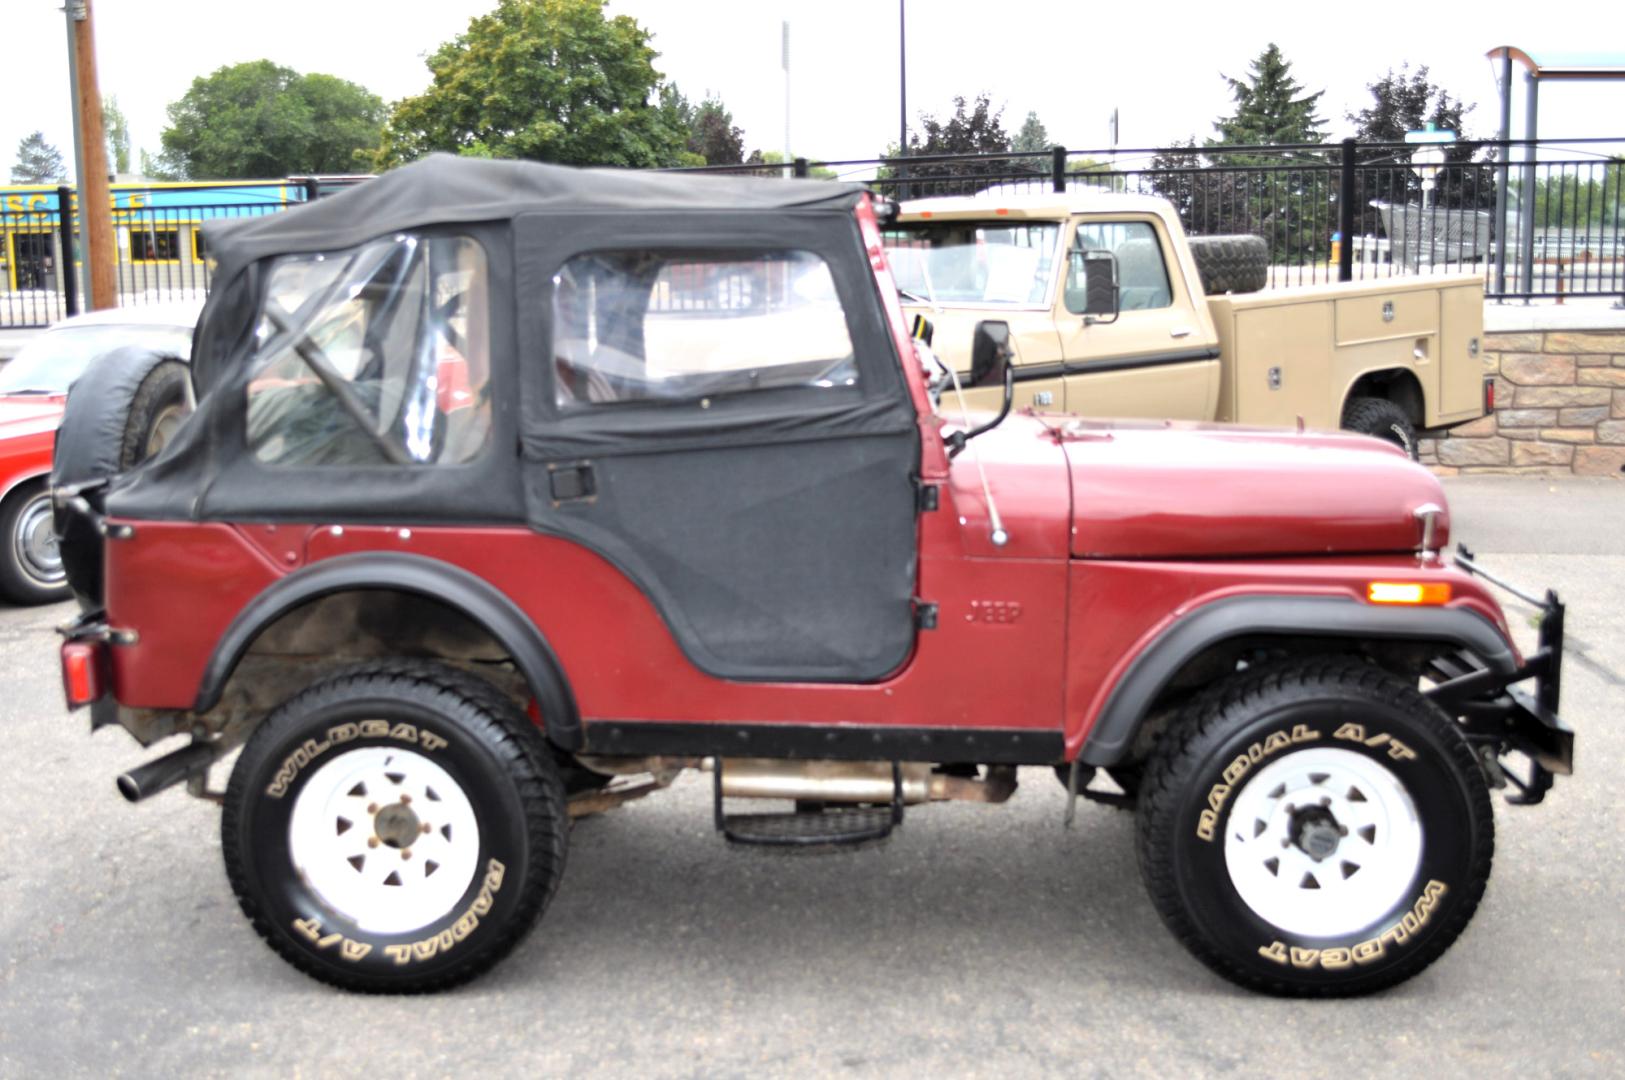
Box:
1367 581 1452 605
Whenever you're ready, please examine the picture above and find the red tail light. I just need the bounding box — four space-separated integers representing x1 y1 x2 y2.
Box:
61 641 107 708
1484 376 1495 414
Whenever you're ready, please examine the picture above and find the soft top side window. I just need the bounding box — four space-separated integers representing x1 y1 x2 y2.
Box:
552 249 857 408
246 234 492 467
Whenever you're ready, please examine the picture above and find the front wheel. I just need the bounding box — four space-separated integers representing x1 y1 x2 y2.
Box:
222 661 567 992
1136 656 1492 996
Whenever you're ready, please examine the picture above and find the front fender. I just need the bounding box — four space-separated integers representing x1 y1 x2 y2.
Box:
1078 594 1516 766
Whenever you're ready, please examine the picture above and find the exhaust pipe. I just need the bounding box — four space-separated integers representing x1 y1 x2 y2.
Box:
117 742 216 803
713 759 1018 805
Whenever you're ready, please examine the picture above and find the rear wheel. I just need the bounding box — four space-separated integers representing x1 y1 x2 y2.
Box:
222 661 567 992
1342 396 1417 460
1136 656 1492 996
0 483 67 605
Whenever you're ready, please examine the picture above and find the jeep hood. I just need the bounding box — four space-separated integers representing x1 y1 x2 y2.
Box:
1057 417 1446 559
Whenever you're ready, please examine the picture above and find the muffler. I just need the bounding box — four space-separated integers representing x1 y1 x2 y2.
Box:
712 759 1016 805
117 741 216 803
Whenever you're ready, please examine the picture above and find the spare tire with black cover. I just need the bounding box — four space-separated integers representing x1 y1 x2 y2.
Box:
1188 234 1269 295
51 346 192 610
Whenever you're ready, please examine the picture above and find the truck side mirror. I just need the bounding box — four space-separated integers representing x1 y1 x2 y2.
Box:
1082 250 1120 324
969 320 1013 387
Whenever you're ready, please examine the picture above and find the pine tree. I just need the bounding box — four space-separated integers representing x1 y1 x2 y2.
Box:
10 132 66 184
1211 43 1326 153
1012 111 1052 154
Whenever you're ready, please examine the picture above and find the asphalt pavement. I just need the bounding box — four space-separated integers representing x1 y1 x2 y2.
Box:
1 476 1622 1078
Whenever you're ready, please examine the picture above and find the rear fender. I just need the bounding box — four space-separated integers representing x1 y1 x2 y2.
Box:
1078 595 1517 766
194 552 581 749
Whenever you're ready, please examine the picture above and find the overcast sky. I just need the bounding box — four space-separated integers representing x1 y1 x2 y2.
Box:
6 0 1623 184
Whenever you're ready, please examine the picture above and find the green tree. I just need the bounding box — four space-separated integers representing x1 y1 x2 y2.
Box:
1208 45 1329 262
10 131 65 184
374 0 686 169
103 96 131 175
689 97 744 166
158 60 385 178
1348 65 1473 145
876 93 1023 193
1211 43 1327 153
1012 110 1052 153
1347 65 1489 237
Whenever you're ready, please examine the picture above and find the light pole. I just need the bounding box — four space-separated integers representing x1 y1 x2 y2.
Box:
898 0 907 195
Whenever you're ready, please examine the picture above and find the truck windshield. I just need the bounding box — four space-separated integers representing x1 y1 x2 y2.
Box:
883 222 1059 306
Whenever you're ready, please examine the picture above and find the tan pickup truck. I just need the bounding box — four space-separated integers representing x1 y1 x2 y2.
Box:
886 192 1489 454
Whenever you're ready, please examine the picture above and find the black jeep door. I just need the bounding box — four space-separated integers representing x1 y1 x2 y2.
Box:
516 210 921 683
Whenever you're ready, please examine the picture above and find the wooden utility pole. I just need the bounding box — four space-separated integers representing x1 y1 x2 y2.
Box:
65 0 116 310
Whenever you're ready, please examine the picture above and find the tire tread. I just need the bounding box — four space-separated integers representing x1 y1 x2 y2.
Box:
221 659 567 994
1135 654 1493 997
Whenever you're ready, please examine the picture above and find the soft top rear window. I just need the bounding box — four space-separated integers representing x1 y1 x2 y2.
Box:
245 234 492 467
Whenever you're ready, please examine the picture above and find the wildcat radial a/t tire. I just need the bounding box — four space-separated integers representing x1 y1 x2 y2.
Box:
1136 656 1493 996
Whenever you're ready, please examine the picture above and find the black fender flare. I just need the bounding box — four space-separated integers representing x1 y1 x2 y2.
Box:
1078 595 1517 766
193 552 581 749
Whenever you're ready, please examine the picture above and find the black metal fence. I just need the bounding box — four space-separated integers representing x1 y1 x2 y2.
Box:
6 141 1621 329
1 181 309 328
684 137 1625 301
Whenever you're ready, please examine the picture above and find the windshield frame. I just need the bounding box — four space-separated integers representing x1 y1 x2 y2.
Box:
884 218 1064 312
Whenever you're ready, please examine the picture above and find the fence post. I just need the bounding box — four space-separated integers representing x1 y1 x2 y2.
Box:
56 185 79 318
1337 138 1356 283
1052 146 1067 193
793 157 809 179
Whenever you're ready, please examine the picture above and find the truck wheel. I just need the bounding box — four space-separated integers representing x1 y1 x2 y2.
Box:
50 347 193 610
1136 656 1492 997
0 482 68 605
1188 234 1269 295
1342 396 1418 459
222 661 567 993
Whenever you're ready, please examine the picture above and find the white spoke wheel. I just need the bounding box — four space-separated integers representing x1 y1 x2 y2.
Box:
222 661 568 993
1137 657 1493 997
288 746 483 935
1222 748 1421 938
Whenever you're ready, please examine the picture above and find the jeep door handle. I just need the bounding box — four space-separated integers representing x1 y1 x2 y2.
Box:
548 462 597 503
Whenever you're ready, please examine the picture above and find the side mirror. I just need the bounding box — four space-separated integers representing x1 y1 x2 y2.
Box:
1082 250 1119 323
969 320 1013 387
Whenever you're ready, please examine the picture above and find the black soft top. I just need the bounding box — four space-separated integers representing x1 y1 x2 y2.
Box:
203 154 866 276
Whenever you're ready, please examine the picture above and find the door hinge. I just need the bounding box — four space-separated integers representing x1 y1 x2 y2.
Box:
916 481 940 512
913 600 938 630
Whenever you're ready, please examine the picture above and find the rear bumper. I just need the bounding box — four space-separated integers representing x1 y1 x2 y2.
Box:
1427 545 1571 804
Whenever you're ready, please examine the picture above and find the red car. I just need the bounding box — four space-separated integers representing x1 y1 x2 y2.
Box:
53 157 1570 998
0 304 195 603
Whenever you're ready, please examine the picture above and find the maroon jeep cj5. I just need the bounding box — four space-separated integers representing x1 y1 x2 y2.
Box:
51 156 1571 996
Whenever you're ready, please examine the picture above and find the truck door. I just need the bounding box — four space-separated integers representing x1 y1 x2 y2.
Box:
1056 217 1220 420
516 211 923 684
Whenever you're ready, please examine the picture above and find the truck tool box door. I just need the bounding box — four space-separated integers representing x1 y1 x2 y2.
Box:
516 211 922 684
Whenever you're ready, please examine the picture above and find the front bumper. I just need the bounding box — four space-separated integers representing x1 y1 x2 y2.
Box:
1426 545 1572 805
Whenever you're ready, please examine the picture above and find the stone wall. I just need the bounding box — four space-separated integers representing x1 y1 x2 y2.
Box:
1419 329 1625 476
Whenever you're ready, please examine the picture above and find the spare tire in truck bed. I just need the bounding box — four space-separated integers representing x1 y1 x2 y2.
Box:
1188 234 1269 295
51 346 192 610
